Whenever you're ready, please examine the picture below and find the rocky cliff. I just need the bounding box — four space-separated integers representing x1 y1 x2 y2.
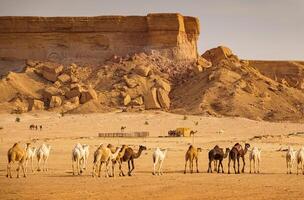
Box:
0 13 199 72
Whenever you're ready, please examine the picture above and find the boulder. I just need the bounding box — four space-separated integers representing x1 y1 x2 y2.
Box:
193 65 203 74
155 78 171 92
131 96 144 106
70 75 78 83
53 81 62 88
41 62 63 82
80 88 98 104
197 57 212 68
43 86 63 101
123 94 131 106
29 99 45 111
134 65 151 77
202 46 233 65
57 73 71 83
144 87 161 109
124 76 138 88
65 89 81 99
49 96 62 108
157 88 170 109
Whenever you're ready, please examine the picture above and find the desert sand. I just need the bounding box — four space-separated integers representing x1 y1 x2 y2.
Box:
0 111 303 200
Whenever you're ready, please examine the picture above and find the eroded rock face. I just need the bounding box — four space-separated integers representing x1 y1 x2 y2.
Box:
0 13 199 68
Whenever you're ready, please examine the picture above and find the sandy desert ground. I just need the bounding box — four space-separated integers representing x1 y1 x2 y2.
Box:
0 111 303 200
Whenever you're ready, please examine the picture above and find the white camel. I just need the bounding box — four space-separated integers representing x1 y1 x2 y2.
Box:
72 143 89 175
286 146 297 174
37 143 51 172
25 143 36 172
82 144 90 170
296 147 304 175
249 147 261 173
152 148 168 175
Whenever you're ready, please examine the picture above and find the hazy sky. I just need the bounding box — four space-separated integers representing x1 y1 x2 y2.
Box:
0 0 303 60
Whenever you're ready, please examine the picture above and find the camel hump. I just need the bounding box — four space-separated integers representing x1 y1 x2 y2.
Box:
12 143 19 148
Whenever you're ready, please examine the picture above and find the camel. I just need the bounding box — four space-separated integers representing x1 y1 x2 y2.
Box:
7 143 27 178
228 143 250 174
207 145 230 173
286 146 297 174
83 144 89 170
25 143 37 173
249 147 262 173
110 145 128 177
287 146 297 174
29 124 35 130
184 145 202 174
121 126 126 132
92 144 112 177
152 147 168 175
37 143 51 172
120 145 147 176
72 143 89 175
296 147 304 175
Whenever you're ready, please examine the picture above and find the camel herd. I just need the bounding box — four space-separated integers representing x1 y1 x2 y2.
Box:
5 142 304 178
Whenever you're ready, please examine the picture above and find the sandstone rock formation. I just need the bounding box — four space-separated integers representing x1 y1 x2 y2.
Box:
0 13 199 71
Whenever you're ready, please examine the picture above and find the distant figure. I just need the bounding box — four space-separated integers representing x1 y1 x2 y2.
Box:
29 124 35 130
121 126 126 133
39 125 42 131
35 125 38 130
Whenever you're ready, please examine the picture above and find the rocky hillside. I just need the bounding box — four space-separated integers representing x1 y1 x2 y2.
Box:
1 46 304 122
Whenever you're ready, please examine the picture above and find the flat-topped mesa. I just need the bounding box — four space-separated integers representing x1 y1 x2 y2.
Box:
0 13 200 66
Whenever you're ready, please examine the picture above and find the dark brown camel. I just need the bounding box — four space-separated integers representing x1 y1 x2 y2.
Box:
207 145 230 173
120 145 146 176
228 143 250 174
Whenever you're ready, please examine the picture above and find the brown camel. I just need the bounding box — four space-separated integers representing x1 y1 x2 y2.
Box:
120 145 147 176
207 145 230 173
228 143 250 174
184 145 202 174
7 143 27 178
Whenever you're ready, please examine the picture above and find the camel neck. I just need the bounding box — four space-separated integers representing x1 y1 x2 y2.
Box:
133 148 143 159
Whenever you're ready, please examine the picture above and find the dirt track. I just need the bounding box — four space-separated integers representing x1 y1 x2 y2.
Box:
0 111 303 200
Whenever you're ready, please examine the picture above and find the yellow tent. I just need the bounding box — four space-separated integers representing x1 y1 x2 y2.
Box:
176 127 191 137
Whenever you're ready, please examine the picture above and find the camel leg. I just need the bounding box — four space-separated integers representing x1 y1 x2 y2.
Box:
44 157 49 172
127 160 131 176
196 158 199 173
159 160 164 175
119 161 125 176
184 160 187 174
16 163 20 178
25 159 28 173
21 163 26 178
228 157 231 174
297 161 299 175
153 162 156 175
7 162 12 178
257 158 260 173
214 160 218 171
233 159 237 174
237 157 240 174
128 159 135 176
220 161 224 173
37 157 41 171
208 160 212 173
286 160 289 174
105 161 109 177
98 162 104 177
217 161 221 173
31 157 34 173
111 162 115 177
190 160 193 174
250 159 252 173
72 161 75 175
77 159 80 175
